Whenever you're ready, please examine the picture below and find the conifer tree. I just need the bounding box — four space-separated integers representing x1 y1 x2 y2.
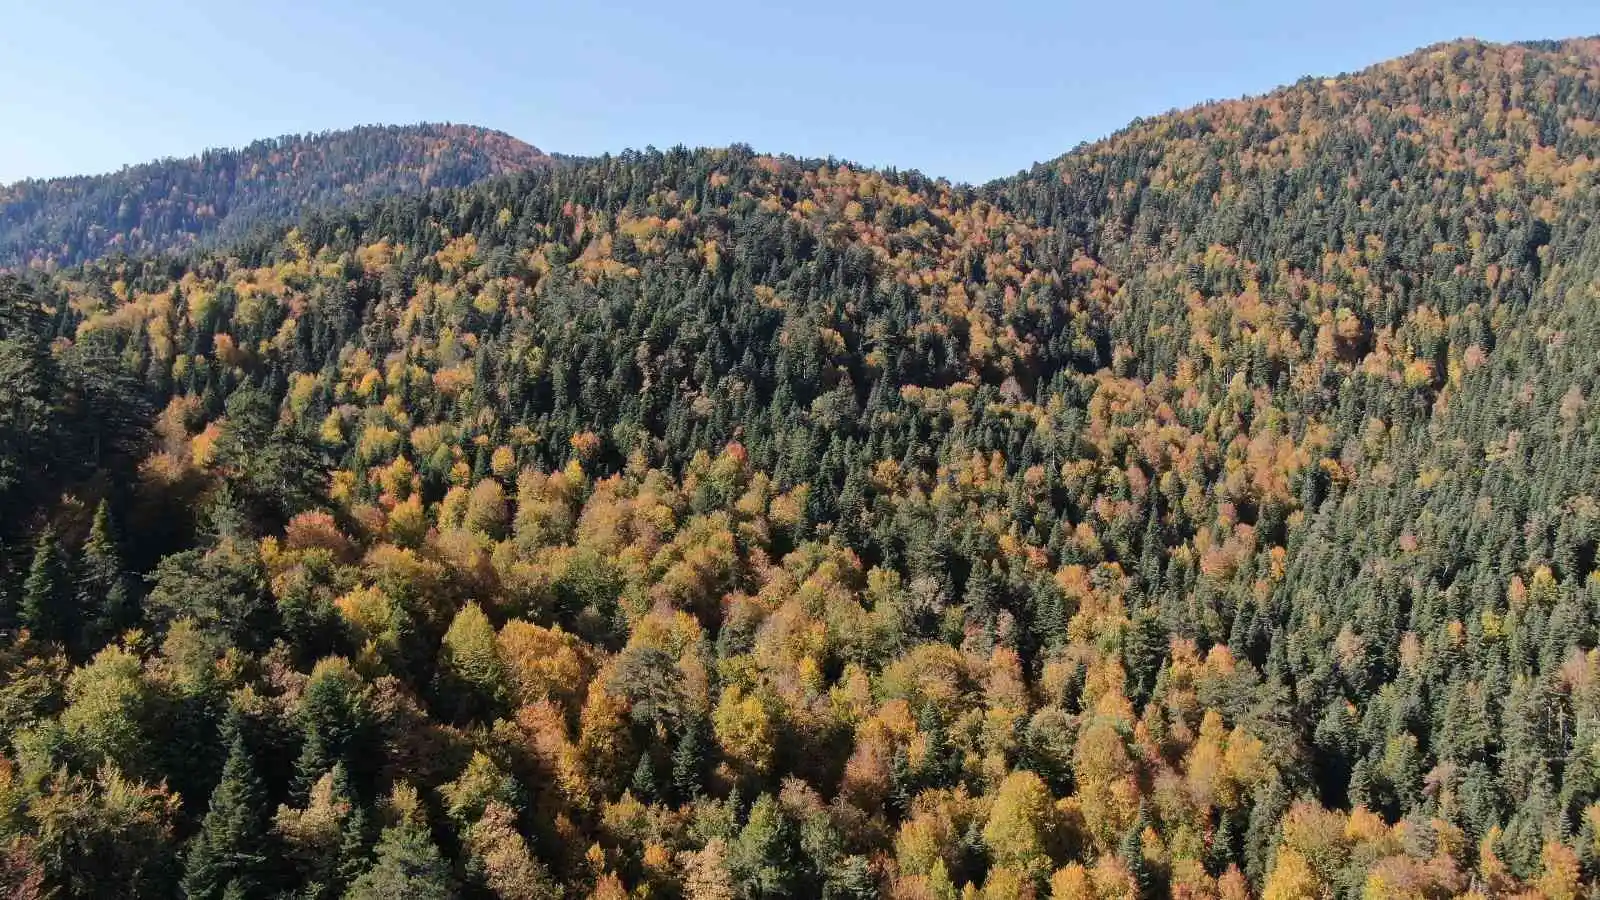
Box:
630 752 661 805
183 716 269 899
672 713 710 803
344 788 454 900
77 500 130 649
1119 807 1153 900
21 525 69 645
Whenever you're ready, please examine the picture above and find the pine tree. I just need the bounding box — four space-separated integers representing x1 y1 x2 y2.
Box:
672 714 709 803
294 658 372 800
1120 809 1153 900
183 716 269 899
344 815 455 900
728 794 801 900
337 785 375 892
1121 610 1167 710
917 703 957 789
20 525 69 645
1206 812 1238 877
630 752 660 804
77 499 130 650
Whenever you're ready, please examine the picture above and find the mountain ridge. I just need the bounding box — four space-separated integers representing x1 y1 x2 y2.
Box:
2 32 1600 899
0 122 548 269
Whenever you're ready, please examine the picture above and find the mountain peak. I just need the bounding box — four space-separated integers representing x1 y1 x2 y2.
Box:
0 123 548 268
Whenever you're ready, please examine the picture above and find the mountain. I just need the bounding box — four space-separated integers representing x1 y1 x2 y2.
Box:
2 36 1600 899
0 123 548 268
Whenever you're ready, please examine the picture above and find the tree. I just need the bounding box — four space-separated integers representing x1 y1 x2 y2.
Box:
463 479 509 539
144 540 272 650
183 716 270 899
714 685 776 780
20 526 69 646
440 752 520 827
0 279 59 512
77 500 131 650
1118 816 1153 900
682 838 738 900
673 713 712 803
1260 849 1321 900
294 658 373 799
27 766 181 899
983 770 1060 877
1120 612 1166 710
728 794 802 899
0 836 45 900
435 602 509 723
273 765 359 900
60 644 155 777
212 388 324 530
463 801 557 900
343 786 455 900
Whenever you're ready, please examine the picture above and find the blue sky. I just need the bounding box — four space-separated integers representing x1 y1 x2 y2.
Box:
0 0 1594 185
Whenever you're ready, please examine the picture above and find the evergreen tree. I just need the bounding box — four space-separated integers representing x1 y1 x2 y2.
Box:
343 815 454 900
630 752 661 804
728 794 801 899
20 525 69 645
336 776 375 893
182 716 269 900
1120 807 1154 900
672 713 710 803
77 500 130 650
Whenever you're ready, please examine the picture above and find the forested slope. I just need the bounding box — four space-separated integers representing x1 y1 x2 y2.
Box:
0 124 547 269
2 36 1600 900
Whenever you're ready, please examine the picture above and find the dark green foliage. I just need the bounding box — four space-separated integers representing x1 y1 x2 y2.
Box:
728 794 803 899
0 280 57 512
182 717 269 900
20 527 69 646
77 500 132 650
1120 610 1166 710
343 817 455 900
211 389 326 532
143 540 272 651
672 713 711 803
26 767 180 899
293 661 375 802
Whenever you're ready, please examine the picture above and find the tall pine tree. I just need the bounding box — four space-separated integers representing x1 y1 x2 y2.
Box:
182 714 270 899
77 499 130 651
20 525 70 646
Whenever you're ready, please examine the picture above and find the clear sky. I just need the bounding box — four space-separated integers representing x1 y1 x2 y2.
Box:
0 0 1594 186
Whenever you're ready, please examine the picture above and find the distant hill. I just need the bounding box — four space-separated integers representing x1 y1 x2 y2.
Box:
0 123 547 268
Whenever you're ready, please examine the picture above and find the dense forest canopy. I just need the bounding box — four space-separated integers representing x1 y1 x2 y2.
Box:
0 124 547 269
3 35 1600 899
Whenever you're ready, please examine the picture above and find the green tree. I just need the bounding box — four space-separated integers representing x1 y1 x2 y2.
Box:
28 766 181 899
672 713 711 803
434 601 508 724
343 789 455 900
21 526 70 646
213 388 324 531
728 793 802 899
0 279 58 512
77 500 131 650
144 540 272 651
183 716 270 899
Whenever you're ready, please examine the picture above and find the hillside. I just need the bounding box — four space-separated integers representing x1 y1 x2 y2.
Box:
0 123 548 269
2 37 1600 899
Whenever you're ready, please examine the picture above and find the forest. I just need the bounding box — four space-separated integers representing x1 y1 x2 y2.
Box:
1 35 1600 899
0 124 547 269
